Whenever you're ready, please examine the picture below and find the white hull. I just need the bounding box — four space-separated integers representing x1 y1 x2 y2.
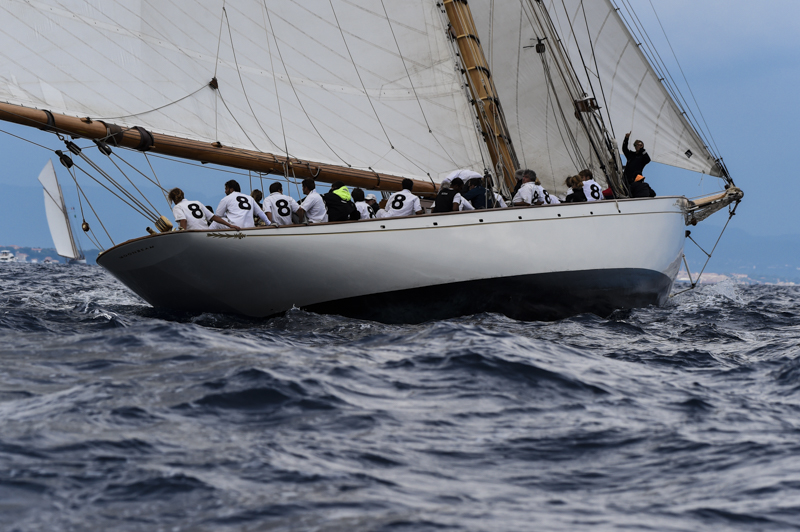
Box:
97 197 688 322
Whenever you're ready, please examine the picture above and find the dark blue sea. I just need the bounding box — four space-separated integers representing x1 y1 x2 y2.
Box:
2 263 800 531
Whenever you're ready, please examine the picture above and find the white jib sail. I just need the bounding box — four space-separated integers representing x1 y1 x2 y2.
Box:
37 160 80 260
468 0 721 196
0 0 488 183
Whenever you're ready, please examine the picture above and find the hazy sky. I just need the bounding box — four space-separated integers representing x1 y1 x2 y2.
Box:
0 0 796 251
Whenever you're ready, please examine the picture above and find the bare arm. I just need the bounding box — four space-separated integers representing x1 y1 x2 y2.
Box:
210 214 241 231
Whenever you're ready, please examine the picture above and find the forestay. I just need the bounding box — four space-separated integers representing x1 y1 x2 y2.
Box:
469 0 721 197
0 0 487 183
37 160 81 260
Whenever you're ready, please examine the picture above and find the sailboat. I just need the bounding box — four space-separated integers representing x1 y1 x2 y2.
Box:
0 0 741 322
37 160 86 265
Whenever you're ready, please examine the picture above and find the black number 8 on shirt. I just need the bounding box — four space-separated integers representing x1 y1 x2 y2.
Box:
188 203 204 219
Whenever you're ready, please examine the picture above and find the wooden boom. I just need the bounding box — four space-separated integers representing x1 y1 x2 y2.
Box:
0 101 437 195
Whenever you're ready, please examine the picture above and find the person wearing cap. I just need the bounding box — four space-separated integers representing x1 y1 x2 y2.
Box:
622 132 651 190
364 193 384 218
630 174 656 198
385 178 424 217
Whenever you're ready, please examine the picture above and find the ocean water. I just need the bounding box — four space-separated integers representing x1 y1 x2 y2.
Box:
1 264 800 532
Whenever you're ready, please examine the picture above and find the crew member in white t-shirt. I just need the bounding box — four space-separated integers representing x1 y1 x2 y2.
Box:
512 169 543 206
366 194 387 218
452 178 475 211
534 178 561 205
214 179 270 229
262 182 304 226
351 188 374 219
579 169 604 202
298 178 328 223
168 187 240 231
385 178 424 217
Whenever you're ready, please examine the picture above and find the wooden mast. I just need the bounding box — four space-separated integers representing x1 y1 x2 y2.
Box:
442 0 519 190
0 102 436 195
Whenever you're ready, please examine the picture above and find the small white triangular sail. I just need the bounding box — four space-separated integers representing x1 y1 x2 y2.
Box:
0 0 486 183
468 0 721 196
37 160 81 260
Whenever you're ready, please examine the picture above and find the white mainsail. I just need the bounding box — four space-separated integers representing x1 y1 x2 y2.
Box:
469 0 721 195
37 160 82 260
0 0 487 182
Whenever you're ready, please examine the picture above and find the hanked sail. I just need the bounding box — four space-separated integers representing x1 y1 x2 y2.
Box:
0 0 486 182
468 0 722 196
37 160 82 260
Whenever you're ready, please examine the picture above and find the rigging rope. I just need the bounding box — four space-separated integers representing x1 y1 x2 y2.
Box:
671 200 740 297
262 1 352 168
379 0 459 169
221 6 285 154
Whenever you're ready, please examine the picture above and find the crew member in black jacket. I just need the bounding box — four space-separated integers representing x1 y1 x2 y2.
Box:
622 132 651 191
322 181 359 222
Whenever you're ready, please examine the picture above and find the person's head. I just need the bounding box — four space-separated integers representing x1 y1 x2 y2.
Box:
579 169 592 181
352 188 365 202
269 182 283 194
330 181 345 192
564 175 573 188
401 178 414 191
250 189 262 203
468 177 482 189
302 178 316 194
167 187 184 205
365 193 378 205
225 179 241 194
572 176 583 189
451 177 464 191
519 169 536 183
634 139 644 151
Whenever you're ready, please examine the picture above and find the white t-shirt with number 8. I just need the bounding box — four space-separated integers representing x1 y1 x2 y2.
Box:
262 192 301 226
385 189 422 217
173 199 214 230
216 191 267 228
583 179 604 202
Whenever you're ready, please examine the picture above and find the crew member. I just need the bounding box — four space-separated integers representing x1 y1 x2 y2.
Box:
322 181 359 222
385 178 424 217
298 178 328 223
579 169 604 202
263 182 304 226
630 174 657 198
352 188 374 219
168 187 240 231
214 180 270 229
511 169 542 206
622 132 651 190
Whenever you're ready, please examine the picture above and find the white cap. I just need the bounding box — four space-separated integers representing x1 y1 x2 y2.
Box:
365 194 377 201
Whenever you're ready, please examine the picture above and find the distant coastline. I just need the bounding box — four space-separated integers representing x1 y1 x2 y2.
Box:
0 245 98 265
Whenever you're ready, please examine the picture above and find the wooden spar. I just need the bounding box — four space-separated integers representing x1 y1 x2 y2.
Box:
442 0 518 190
0 101 436 195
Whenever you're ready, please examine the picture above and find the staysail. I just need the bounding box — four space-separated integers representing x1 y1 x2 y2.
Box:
468 0 722 196
37 160 82 261
0 0 489 183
